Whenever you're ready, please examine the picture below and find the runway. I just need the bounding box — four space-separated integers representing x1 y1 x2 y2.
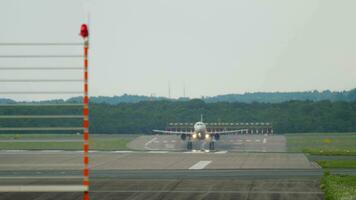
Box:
0 134 324 200
0 151 317 170
128 134 286 152
0 176 324 200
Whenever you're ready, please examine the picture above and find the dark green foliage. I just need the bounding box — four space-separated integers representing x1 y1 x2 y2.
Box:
2 89 355 105
0 100 355 134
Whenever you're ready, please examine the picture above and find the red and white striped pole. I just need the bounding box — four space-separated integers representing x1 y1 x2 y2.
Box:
80 24 90 200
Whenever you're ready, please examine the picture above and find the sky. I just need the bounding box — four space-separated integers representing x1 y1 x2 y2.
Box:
0 0 356 100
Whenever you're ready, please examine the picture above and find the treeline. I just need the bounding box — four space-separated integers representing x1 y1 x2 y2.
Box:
0 100 355 134
204 89 356 103
1 89 355 105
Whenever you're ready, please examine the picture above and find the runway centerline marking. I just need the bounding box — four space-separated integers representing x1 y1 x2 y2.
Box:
215 151 227 154
189 161 212 170
263 138 267 144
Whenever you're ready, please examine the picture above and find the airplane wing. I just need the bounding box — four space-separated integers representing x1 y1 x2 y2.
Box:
152 130 192 135
211 129 248 135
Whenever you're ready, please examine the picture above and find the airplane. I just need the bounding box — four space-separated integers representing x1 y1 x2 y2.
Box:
153 115 247 151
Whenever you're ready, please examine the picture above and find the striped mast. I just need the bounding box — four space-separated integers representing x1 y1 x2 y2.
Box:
80 24 90 200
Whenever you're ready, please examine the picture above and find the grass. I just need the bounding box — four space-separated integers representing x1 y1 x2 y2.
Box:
303 148 356 156
317 160 356 169
0 134 81 140
321 174 356 200
286 132 356 156
0 134 138 150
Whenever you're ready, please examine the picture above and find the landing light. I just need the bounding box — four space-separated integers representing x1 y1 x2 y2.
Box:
192 133 197 139
205 134 210 139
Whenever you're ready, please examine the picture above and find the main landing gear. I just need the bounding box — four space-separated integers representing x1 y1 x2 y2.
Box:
187 141 193 150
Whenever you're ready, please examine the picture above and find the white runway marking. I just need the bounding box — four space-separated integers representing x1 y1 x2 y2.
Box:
246 139 251 142
263 138 267 144
148 151 168 153
189 161 212 170
3 150 27 153
255 139 260 142
163 140 168 143
215 151 227 154
39 150 64 153
184 151 204 154
144 137 157 150
171 140 176 143
112 151 133 153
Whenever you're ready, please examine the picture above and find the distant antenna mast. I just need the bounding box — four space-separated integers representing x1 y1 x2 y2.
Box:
201 114 203 122
168 81 171 99
183 83 186 98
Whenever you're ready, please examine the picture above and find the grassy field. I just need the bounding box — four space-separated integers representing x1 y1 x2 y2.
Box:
321 174 356 200
0 134 81 140
0 134 138 150
317 160 356 169
286 132 356 155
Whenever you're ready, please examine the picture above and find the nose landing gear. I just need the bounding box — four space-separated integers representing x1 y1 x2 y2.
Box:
208 141 215 151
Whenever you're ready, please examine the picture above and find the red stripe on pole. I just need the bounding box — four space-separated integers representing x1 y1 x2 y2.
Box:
84 72 88 80
84 156 89 164
84 168 89 176
84 59 88 67
84 84 88 93
83 108 89 116
84 96 89 104
84 131 89 140
84 144 89 153
83 180 90 186
84 48 88 56
84 192 90 200
83 120 89 128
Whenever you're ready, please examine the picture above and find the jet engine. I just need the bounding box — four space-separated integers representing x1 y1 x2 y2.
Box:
214 134 220 140
181 134 187 141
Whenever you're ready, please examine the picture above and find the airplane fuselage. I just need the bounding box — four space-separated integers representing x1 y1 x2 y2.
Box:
191 121 213 140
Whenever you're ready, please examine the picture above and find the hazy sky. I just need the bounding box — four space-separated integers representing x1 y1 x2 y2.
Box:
0 0 356 100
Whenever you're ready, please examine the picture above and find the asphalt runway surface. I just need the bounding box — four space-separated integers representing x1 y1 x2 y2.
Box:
128 135 286 152
0 151 317 170
0 134 325 200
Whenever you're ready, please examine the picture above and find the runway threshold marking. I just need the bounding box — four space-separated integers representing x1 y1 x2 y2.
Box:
263 138 267 144
144 137 157 150
189 161 212 170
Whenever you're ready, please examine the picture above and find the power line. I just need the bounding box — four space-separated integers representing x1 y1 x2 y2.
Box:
0 104 83 107
0 79 83 82
0 67 83 70
0 115 84 119
0 91 83 94
0 43 83 46
0 127 84 131
0 55 83 58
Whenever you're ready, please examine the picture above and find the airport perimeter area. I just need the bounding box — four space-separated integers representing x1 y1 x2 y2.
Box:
0 134 328 200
